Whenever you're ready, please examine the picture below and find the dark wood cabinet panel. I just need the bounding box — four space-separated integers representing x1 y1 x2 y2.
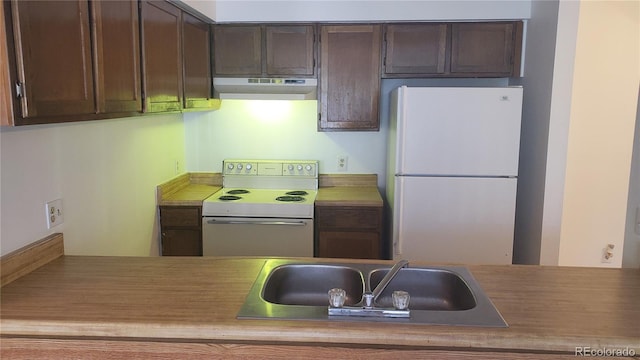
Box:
1 2 14 125
317 207 380 230
451 22 520 76
383 23 448 76
92 0 142 114
319 25 381 131
140 0 183 113
213 24 315 77
161 229 202 256
11 0 96 118
315 206 383 259
265 25 315 76
318 231 380 259
160 207 201 227
182 12 215 109
160 206 202 256
213 25 262 76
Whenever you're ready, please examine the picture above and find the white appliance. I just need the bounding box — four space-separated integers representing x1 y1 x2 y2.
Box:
213 77 318 100
202 159 318 257
387 86 523 265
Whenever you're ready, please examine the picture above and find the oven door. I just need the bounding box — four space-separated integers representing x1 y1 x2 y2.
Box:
202 217 314 257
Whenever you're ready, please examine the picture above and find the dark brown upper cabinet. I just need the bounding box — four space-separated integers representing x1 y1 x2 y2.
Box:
213 24 315 77
140 0 183 113
319 25 381 131
8 0 145 124
383 21 522 78
383 23 448 76
181 12 217 110
450 22 522 77
92 0 142 114
10 0 96 121
213 25 262 76
1 2 15 126
265 25 315 76
4 0 220 125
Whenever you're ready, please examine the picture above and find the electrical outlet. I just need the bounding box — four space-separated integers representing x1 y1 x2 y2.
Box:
45 199 64 229
601 244 614 263
337 155 348 172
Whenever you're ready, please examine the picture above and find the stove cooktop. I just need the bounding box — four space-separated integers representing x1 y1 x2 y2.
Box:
203 159 319 218
202 188 318 218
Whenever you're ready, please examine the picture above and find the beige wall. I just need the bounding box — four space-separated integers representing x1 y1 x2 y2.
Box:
557 0 639 267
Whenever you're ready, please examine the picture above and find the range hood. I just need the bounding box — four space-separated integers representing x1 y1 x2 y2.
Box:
213 77 318 100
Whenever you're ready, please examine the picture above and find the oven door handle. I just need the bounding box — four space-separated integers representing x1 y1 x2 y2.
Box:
205 219 307 226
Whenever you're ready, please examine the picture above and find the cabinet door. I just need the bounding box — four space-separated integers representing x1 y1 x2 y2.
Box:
182 12 215 109
213 25 262 76
318 231 380 259
160 206 202 256
92 0 142 114
383 23 447 76
1 2 14 125
450 22 517 76
265 25 315 76
162 229 202 256
140 1 182 113
315 206 383 259
319 25 381 131
11 0 96 118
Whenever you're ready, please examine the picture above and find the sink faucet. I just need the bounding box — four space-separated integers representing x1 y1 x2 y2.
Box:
362 259 409 308
328 259 411 318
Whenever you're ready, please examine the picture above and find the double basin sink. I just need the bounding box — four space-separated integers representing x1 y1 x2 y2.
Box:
237 259 507 327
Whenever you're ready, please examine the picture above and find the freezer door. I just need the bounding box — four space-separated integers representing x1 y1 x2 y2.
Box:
392 176 516 265
395 87 522 176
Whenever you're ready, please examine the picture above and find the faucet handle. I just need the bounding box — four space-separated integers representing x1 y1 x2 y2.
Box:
328 288 346 308
392 290 410 310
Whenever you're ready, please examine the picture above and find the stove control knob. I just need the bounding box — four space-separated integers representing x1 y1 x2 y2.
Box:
246 164 252 171
297 165 303 171
288 164 294 171
237 164 243 170
305 165 313 172
227 163 234 170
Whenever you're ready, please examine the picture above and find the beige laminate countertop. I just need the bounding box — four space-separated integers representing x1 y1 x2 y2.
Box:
316 173 383 207
1 256 638 357
157 173 221 206
315 186 383 207
157 173 383 207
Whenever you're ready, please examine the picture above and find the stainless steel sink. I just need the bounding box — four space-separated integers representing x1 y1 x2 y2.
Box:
368 268 476 311
262 264 364 306
237 259 507 327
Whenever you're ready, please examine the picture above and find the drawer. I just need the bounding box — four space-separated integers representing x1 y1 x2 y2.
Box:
160 206 201 227
316 206 381 230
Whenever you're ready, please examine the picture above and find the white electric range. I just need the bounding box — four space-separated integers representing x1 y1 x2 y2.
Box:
202 159 318 257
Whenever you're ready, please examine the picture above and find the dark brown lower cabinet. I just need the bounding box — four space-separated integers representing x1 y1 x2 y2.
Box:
159 206 202 256
315 206 383 259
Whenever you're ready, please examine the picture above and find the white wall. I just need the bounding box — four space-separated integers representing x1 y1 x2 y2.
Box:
211 0 531 22
183 100 388 185
0 114 186 256
555 0 639 267
537 0 581 266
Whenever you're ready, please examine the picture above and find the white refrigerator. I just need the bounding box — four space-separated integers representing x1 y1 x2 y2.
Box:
386 86 523 265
